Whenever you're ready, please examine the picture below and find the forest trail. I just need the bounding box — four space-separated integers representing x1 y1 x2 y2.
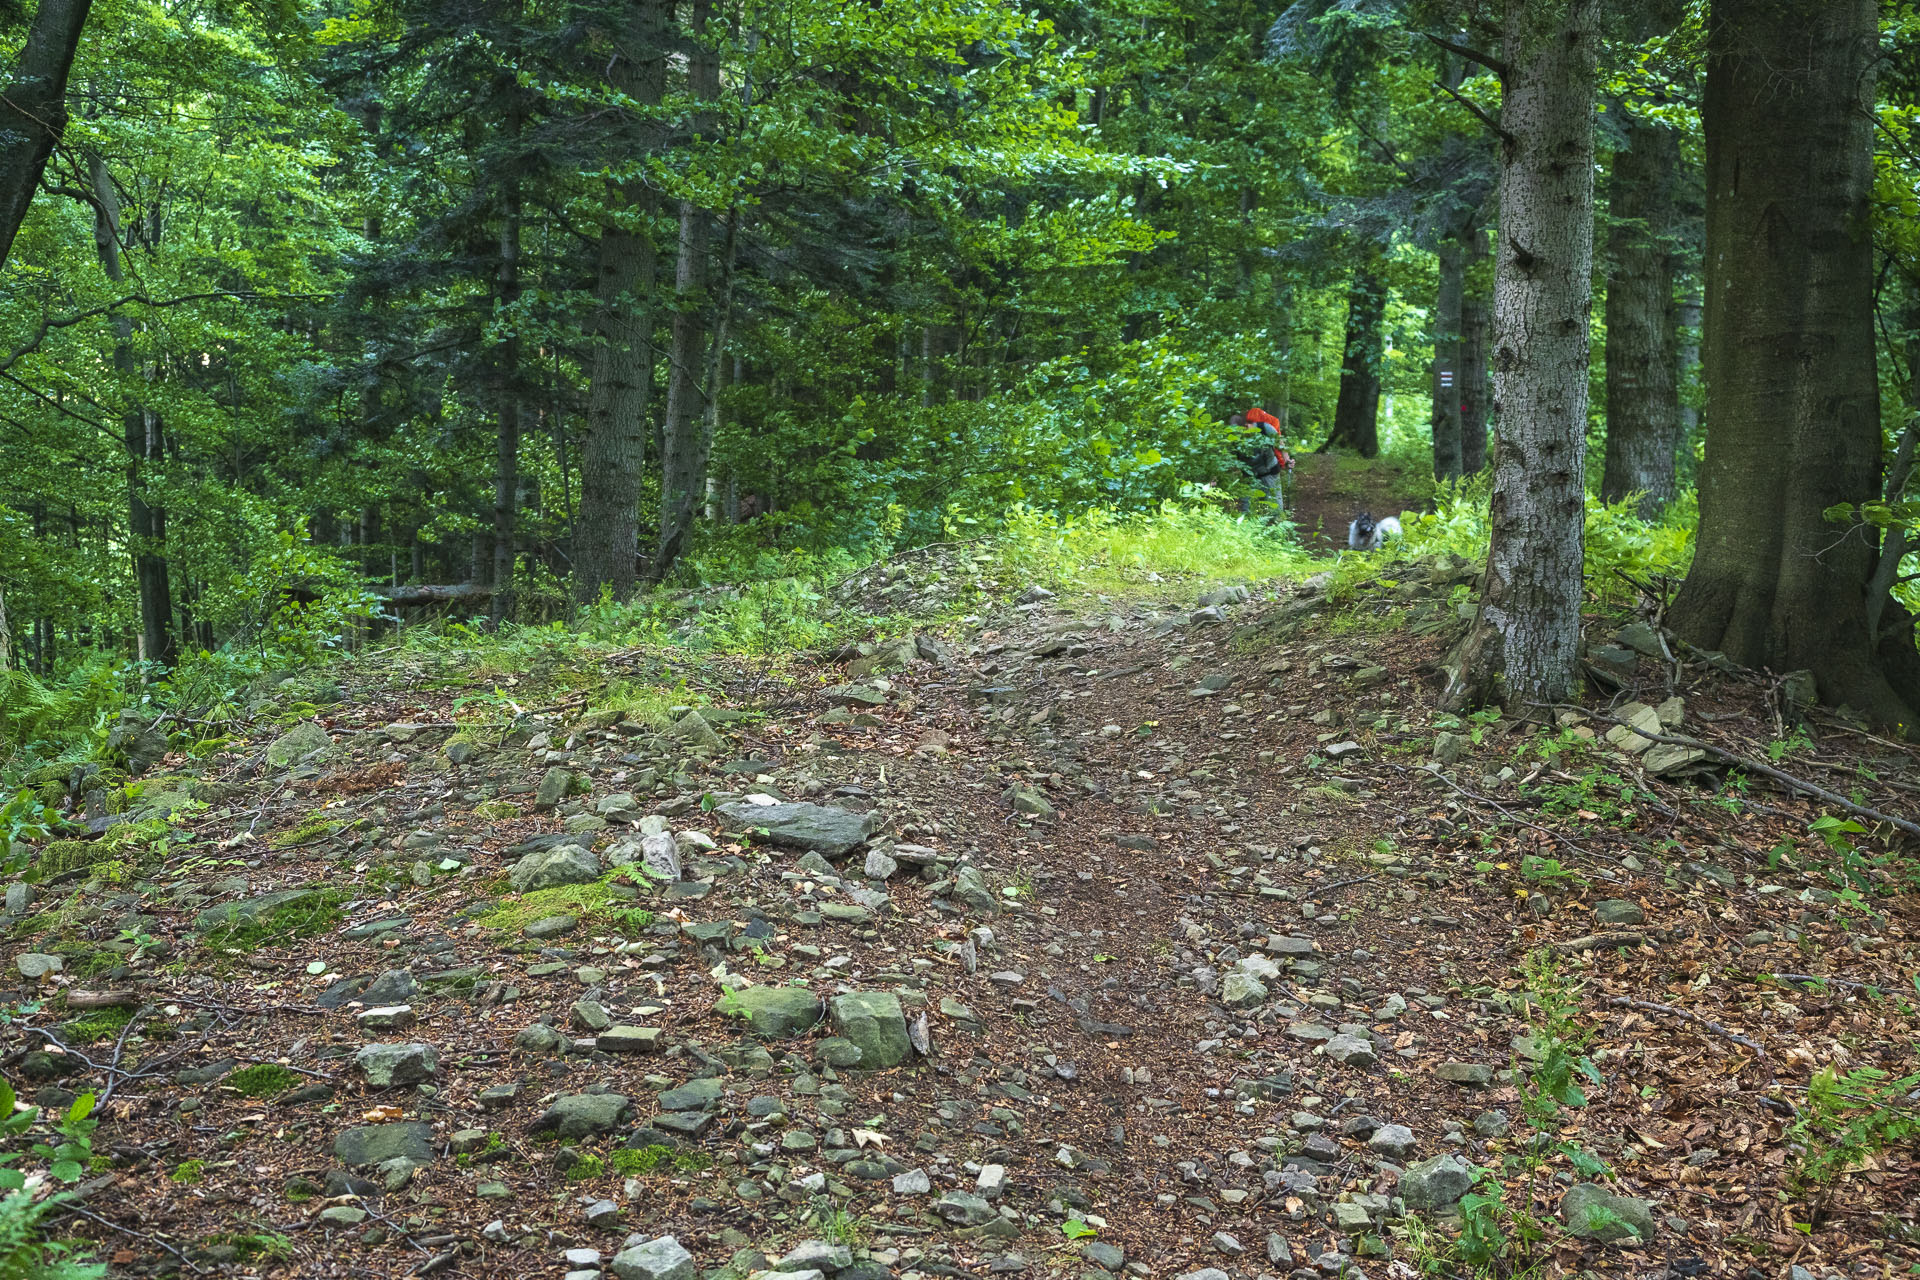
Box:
1281 454 1429 551
6 572 1918 1280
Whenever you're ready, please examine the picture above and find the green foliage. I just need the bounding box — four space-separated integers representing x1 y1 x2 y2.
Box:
1788 1063 1920 1192
0 1191 105 1280
201 892 344 951
564 1154 606 1181
61 1007 134 1046
267 812 344 849
225 1064 302 1098
469 869 651 935
1395 480 1695 604
611 1145 709 1177
170 1159 206 1185
1061 1219 1098 1241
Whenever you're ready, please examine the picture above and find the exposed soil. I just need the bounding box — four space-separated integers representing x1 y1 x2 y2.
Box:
4 569 1918 1280
1283 453 1430 551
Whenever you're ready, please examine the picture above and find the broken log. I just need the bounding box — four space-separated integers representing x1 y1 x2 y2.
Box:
376 583 497 607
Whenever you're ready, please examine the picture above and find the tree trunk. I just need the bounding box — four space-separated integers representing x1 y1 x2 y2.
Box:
1431 238 1465 481
574 0 669 607
491 181 523 625
89 155 175 666
1600 113 1682 517
653 0 719 581
1460 222 1492 472
1321 267 1384 457
1442 0 1597 711
1669 0 1918 726
1675 285 1701 441
0 0 93 273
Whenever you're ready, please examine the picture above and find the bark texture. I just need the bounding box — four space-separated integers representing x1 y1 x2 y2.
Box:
1443 0 1596 711
574 0 668 607
0 0 93 272
1669 0 1920 728
1600 114 1683 516
1322 268 1384 458
1460 223 1492 472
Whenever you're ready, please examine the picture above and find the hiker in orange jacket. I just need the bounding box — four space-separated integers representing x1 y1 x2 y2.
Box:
1233 407 1292 514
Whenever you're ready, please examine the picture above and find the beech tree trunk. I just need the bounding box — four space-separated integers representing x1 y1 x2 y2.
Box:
1670 0 1920 727
1600 112 1683 517
89 155 175 665
0 0 93 272
1443 0 1597 711
574 0 668 607
1460 222 1492 472
1322 267 1384 457
1431 239 1465 481
654 0 720 581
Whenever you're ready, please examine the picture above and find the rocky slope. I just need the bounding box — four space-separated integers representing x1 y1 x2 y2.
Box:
4 568 1917 1280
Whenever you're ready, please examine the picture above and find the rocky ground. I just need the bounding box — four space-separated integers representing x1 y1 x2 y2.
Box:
4 561 1918 1280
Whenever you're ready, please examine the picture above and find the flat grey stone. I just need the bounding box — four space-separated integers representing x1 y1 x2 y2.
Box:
1400 1153 1475 1210
1562 1183 1655 1243
1221 971 1268 1009
718 985 823 1037
354 1043 437 1087
334 1122 433 1169
1594 898 1646 926
14 953 61 979
829 990 911 1068
267 722 332 767
509 844 599 893
610 1235 695 1280
1325 1032 1378 1066
534 1092 632 1139
1367 1124 1416 1159
713 801 874 856
1435 1062 1493 1086
194 888 327 934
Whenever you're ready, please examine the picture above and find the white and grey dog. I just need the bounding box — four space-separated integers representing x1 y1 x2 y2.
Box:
1348 511 1402 551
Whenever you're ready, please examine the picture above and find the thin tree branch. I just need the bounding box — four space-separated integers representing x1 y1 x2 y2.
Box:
1434 79 1513 144
1424 33 1509 79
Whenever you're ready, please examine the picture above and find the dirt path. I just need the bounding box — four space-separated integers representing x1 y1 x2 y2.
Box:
1283 453 1429 550
6 577 1917 1280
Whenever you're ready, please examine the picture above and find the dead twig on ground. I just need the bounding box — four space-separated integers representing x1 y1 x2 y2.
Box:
1606 994 1768 1059
61 1202 210 1274
1541 704 1920 840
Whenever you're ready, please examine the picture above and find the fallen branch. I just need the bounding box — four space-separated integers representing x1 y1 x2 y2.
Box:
1551 931 1649 954
66 989 141 1009
60 1201 210 1274
377 583 496 607
1540 704 1920 840
1765 972 1894 993
1606 994 1767 1058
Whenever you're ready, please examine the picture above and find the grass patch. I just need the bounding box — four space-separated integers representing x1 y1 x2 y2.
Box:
997 502 1319 599
225 1064 302 1097
202 891 343 950
62 1006 135 1045
170 1159 206 1185
470 870 653 935
611 1145 710 1176
268 812 344 849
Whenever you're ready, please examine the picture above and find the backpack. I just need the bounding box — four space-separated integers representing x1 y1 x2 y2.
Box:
1241 408 1291 474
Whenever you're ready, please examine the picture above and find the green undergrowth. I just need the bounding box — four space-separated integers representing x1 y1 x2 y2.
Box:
225 1064 302 1098
612 1144 710 1176
469 869 657 936
1389 478 1694 607
201 890 344 951
267 812 343 849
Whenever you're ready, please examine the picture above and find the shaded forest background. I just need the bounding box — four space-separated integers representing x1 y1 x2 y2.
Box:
1 0 1918 730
